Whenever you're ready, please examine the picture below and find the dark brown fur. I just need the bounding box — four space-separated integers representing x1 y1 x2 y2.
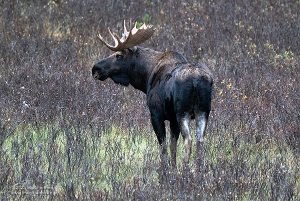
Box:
92 46 213 167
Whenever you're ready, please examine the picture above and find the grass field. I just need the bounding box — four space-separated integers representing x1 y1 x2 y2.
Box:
0 0 299 200
1 124 158 199
1 123 299 200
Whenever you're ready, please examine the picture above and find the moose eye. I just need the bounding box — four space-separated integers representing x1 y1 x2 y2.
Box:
116 54 124 60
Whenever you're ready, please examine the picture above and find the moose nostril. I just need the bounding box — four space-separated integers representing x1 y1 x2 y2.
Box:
93 71 100 79
93 73 97 78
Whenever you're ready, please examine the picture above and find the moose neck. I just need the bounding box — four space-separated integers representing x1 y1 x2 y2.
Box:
127 47 163 94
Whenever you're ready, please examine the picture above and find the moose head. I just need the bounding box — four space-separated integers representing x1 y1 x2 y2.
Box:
92 21 157 92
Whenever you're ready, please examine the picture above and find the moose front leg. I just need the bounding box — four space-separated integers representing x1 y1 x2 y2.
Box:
150 113 168 168
170 120 180 168
150 114 171 184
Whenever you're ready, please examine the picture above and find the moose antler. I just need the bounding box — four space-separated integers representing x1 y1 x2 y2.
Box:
98 20 155 51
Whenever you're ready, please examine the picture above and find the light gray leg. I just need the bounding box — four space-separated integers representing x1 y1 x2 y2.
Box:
196 112 208 142
178 114 192 164
195 112 208 170
160 140 168 166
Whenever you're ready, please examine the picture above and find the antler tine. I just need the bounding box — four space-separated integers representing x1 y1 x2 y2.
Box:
121 20 129 42
129 19 133 30
97 33 111 48
108 27 121 46
123 20 128 35
97 27 122 51
98 20 155 51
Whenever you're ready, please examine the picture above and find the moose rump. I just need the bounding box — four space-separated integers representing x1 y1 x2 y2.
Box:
147 61 213 167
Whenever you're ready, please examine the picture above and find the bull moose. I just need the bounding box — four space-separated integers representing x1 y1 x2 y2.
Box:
92 21 213 168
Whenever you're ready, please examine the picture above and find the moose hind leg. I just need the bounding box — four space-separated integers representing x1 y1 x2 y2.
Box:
178 114 192 164
195 111 208 169
195 112 208 142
